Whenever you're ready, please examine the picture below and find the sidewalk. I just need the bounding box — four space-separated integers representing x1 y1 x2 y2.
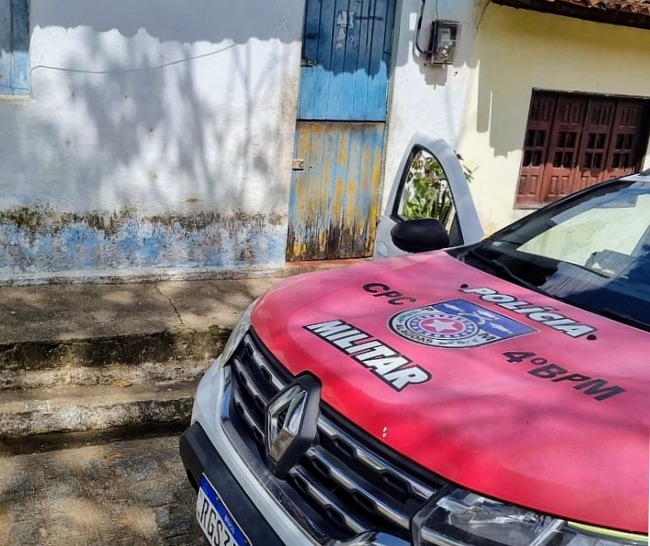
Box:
0 262 360 444
0 274 286 346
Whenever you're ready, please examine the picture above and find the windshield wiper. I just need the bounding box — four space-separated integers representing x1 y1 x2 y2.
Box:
599 308 650 331
463 248 539 292
550 292 650 331
556 260 611 279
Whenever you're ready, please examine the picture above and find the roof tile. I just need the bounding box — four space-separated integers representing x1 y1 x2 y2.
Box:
544 0 650 14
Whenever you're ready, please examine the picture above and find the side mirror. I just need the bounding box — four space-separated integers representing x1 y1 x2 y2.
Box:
390 219 450 253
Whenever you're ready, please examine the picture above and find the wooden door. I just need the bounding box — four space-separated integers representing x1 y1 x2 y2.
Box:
287 0 397 261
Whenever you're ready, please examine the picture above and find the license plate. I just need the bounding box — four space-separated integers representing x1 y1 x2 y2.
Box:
196 475 251 546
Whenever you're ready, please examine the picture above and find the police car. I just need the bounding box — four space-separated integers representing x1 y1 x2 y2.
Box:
181 135 649 546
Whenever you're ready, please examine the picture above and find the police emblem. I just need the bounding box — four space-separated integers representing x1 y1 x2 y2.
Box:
389 299 537 348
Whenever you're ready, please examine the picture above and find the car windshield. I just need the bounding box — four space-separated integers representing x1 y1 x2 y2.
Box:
458 176 650 331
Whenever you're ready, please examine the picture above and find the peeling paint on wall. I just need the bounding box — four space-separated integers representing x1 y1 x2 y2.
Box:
0 0 306 284
0 206 287 282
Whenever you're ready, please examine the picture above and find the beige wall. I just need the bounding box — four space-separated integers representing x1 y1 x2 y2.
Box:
458 3 650 235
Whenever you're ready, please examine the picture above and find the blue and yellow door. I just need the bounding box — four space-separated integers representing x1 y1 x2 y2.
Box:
287 0 397 261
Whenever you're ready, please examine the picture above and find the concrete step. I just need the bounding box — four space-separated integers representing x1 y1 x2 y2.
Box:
0 380 197 440
0 327 229 373
1 360 209 391
0 329 214 446
0 262 362 447
0 309 224 445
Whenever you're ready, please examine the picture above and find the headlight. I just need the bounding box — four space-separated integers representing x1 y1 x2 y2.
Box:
412 487 647 546
218 298 258 367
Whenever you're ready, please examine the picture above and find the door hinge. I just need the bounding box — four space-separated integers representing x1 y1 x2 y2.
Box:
292 159 305 170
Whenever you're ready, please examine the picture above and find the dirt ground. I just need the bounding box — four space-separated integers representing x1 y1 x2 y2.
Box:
0 434 206 546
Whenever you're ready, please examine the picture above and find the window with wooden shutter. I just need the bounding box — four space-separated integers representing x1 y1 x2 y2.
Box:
0 0 29 96
517 91 650 207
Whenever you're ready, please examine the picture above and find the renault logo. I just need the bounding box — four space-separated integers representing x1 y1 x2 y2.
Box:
265 375 321 479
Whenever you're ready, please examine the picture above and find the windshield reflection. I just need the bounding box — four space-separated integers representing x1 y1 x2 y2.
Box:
457 178 650 331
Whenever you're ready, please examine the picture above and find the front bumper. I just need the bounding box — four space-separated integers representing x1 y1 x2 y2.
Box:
180 420 284 545
180 358 411 546
179 359 322 545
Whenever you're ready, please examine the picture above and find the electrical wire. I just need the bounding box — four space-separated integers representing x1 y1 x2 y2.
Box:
29 42 237 76
414 0 440 59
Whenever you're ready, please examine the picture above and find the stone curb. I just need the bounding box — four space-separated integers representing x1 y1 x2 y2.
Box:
0 381 197 439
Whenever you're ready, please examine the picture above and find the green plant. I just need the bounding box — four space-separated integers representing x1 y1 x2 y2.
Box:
402 153 474 224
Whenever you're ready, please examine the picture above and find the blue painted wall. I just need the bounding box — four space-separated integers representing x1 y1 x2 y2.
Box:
0 208 286 283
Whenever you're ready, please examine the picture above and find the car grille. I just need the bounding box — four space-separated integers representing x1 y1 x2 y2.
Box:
223 331 445 541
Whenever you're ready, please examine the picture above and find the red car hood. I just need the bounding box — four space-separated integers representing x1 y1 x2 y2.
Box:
251 252 649 534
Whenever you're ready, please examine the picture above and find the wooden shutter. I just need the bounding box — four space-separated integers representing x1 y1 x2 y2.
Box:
542 96 586 202
518 92 556 206
606 100 649 180
575 99 616 189
516 92 650 207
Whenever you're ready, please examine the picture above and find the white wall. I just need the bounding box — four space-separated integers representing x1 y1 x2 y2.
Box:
382 0 476 209
0 0 305 282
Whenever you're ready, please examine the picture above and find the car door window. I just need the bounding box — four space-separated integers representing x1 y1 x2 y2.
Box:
394 147 460 245
372 135 483 259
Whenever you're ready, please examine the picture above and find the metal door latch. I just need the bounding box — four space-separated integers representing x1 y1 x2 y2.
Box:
292 159 305 170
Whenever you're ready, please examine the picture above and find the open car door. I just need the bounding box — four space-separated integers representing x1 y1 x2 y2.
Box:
373 134 484 259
